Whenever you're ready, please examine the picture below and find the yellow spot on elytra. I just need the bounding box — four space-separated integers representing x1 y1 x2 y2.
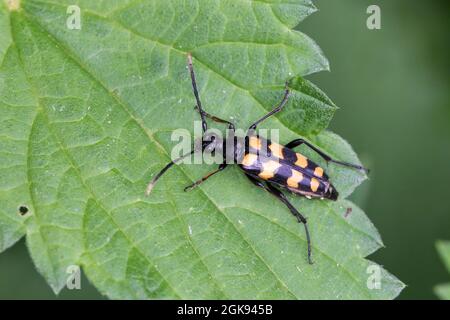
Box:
258 160 281 180
287 170 303 188
242 153 258 167
5 0 20 11
310 178 320 192
269 143 284 159
249 136 262 150
314 166 324 178
295 153 308 168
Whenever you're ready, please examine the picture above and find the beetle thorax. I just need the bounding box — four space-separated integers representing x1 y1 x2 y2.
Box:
202 131 244 164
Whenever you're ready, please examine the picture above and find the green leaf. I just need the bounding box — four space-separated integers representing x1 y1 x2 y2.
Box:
0 0 404 299
435 240 450 300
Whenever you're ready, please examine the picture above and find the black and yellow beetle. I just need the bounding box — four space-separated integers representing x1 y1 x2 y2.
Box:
146 53 368 264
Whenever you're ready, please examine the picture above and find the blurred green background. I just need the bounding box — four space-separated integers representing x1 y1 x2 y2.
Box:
0 0 449 299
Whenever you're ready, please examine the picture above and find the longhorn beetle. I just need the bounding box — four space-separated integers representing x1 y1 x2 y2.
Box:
146 53 368 264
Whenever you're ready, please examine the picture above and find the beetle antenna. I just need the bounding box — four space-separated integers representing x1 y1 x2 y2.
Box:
187 53 208 133
145 150 195 196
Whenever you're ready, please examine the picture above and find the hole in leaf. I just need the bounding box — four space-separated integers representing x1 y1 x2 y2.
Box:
18 205 29 216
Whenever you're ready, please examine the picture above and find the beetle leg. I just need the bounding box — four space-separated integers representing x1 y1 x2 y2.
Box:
245 174 313 264
184 163 228 191
285 138 369 174
248 82 290 130
194 106 235 130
